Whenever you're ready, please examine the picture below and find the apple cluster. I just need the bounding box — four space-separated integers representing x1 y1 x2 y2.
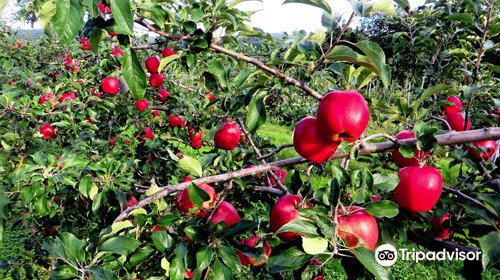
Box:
443 95 497 161
293 90 370 164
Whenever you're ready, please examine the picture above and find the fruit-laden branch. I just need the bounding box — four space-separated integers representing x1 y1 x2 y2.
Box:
114 127 500 222
132 19 323 100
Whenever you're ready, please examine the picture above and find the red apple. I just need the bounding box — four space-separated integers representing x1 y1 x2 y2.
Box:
143 127 154 139
110 45 123 56
124 196 138 210
40 123 55 140
316 90 370 142
102 77 119 94
175 183 217 217
268 168 287 186
443 95 463 115
149 73 165 88
145 56 161 73
98 3 112 13
270 194 309 242
191 139 202 149
59 93 76 102
293 117 339 164
157 89 170 101
162 46 177 58
214 122 241 150
207 201 240 228
135 99 149 111
391 130 430 167
168 115 186 128
394 166 443 212
236 236 272 266
446 113 470 131
151 225 162 232
40 93 56 104
430 213 451 240
467 140 497 161
337 206 379 250
151 110 159 117
80 37 90 50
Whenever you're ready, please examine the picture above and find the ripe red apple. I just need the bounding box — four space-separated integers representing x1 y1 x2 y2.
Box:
214 122 241 150
162 46 177 58
124 196 138 210
40 93 56 104
190 139 202 149
236 236 272 266
157 89 170 101
169 115 186 128
102 77 119 94
207 201 241 228
175 183 216 217
316 90 370 142
293 117 339 164
98 3 112 13
337 206 378 250
110 45 123 56
446 113 470 131
151 110 159 117
268 168 287 186
135 99 149 111
430 213 451 240
394 166 443 212
145 56 161 73
443 95 463 115
270 194 309 242
59 93 76 102
467 140 497 162
149 73 165 88
151 225 162 232
391 130 430 167
143 127 154 139
40 123 55 140
80 37 90 50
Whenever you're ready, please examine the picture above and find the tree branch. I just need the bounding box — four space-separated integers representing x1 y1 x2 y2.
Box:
209 44 323 100
258 144 294 160
310 12 355 74
114 127 500 222
443 186 499 221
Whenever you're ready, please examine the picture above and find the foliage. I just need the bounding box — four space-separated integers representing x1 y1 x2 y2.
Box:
0 0 499 279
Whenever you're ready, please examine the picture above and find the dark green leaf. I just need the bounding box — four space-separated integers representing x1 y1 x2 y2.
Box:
99 236 141 255
88 267 119 280
109 0 134 35
89 29 104 55
51 0 85 44
123 48 147 100
267 247 311 273
52 265 79 279
188 182 210 208
151 231 174 253
275 219 319 238
354 247 394 280
398 145 415 159
365 201 399 218
246 90 268 134
283 0 331 14
207 60 228 87
479 231 500 269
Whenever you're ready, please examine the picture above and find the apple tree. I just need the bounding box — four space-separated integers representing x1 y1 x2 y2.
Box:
0 0 499 279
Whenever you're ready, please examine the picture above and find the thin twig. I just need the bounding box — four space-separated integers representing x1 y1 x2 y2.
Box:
431 116 453 131
443 186 499 222
258 144 294 160
310 12 355 74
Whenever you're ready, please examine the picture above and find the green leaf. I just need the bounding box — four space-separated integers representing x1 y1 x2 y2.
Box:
99 236 141 255
138 2 167 28
40 0 57 30
88 268 119 280
51 0 85 44
52 265 79 279
123 48 147 100
101 220 134 240
179 156 203 177
354 247 394 280
0 191 9 241
413 121 439 152
479 231 500 269
219 245 241 271
83 0 100 18
398 144 415 159
267 247 311 273
109 0 134 35
246 90 267 134
78 174 93 198
372 173 399 192
89 29 104 55
302 236 329 255
196 246 213 271
275 219 319 238
412 84 450 111
188 183 210 208
207 60 228 88
364 0 395 17
42 232 88 267
283 0 331 14
365 201 399 218
158 53 180 73
151 231 174 253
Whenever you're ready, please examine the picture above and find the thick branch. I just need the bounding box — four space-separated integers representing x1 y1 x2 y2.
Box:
114 127 500 222
209 44 323 100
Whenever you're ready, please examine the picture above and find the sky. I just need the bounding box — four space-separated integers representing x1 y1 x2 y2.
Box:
2 0 426 33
